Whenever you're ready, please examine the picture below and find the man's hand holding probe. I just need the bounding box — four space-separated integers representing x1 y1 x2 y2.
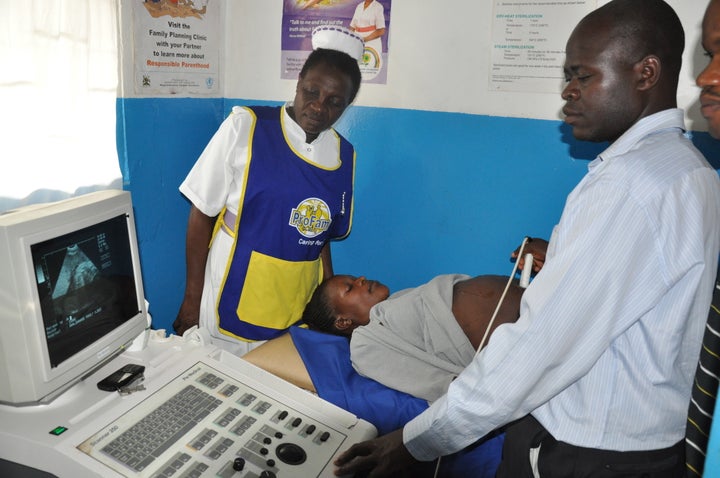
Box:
511 237 549 274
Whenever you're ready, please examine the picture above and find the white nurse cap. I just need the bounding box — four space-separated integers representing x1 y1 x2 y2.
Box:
311 25 364 61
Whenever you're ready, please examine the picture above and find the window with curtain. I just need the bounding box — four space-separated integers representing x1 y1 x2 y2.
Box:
0 0 121 212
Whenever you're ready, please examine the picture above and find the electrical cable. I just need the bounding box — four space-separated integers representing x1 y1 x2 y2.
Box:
432 237 532 478
433 455 442 478
475 236 530 357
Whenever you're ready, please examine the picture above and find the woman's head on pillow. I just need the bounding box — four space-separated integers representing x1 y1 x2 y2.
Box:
302 275 390 336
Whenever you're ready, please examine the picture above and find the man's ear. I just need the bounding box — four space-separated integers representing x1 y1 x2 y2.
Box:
334 316 354 332
636 55 660 91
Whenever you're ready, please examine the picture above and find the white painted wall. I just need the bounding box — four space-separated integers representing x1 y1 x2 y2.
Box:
218 0 708 130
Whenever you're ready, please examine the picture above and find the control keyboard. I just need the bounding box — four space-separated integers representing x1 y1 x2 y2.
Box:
79 360 372 477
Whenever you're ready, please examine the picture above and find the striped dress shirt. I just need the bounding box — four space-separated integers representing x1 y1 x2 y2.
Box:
405 109 720 459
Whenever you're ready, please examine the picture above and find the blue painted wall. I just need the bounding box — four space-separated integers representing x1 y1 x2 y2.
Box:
117 97 599 328
118 97 720 472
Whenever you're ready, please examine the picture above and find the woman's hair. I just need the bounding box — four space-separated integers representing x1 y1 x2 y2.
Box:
300 48 362 103
301 280 343 335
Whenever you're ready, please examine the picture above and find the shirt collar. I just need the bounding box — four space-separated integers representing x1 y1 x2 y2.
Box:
590 108 686 170
283 102 332 145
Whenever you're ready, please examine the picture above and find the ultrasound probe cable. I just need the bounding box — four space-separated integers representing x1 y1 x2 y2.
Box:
475 236 532 357
433 237 533 478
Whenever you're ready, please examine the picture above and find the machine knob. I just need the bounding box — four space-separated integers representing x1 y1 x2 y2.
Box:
232 457 245 471
275 442 307 465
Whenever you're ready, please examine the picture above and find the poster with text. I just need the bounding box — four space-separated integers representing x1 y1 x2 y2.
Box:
490 0 596 93
282 0 392 85
133 0 220 95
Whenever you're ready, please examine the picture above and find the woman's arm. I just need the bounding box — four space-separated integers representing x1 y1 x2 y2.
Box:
174 205 216 335
320 242 334 279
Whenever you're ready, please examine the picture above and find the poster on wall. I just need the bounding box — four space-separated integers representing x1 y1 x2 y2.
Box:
490 0 596 93
282 0 392 85
132 0 220 95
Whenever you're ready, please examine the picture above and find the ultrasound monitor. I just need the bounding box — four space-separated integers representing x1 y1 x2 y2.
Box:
0 190 147 405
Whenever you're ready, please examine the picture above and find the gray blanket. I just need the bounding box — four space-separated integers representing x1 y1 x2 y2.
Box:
350 274 475 402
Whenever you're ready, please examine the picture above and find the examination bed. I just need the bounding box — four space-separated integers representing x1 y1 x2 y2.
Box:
243 326 505 477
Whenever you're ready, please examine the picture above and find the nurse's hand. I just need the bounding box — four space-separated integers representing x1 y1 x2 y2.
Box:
511 237 549 273
334 429 418 477
174 300 200 336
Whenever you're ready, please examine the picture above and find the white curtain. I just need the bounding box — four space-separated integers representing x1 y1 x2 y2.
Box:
0 0 120 208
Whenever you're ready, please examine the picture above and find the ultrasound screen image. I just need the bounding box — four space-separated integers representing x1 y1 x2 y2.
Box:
31 214 140 367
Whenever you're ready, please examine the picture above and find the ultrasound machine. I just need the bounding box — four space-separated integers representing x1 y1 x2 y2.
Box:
0 190 377 478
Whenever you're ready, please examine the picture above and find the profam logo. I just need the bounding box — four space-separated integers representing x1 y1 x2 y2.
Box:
289 198 332 238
